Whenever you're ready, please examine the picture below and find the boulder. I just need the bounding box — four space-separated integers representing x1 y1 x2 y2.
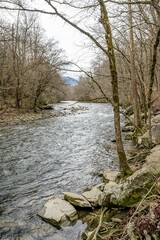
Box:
98 181 118 206
103 169 120 183
100 145 160 207
38 198 77 227
63 192 92 208
110 168 155 207
99 168 155 207
82 187 103 207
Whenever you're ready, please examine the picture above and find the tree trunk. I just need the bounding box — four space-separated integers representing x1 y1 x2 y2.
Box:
12 13 21 109
98 0 132 177
128 0 141 128
148 27 160 146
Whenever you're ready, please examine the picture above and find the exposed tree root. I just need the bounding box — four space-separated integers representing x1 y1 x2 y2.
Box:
86 207 107 240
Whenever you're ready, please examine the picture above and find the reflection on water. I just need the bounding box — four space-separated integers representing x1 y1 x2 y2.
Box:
0 102 119 239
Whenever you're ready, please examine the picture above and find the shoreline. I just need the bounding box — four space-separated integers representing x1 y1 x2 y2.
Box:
1 106 160 239
0 109 56 127
0 102 89 127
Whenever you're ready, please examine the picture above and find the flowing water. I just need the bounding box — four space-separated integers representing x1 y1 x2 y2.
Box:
0 102 120 240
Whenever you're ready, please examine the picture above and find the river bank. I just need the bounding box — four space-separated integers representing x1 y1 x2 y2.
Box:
0 108 55 126
0 103 160 239
81 112 160 239
37 142 160 240
0 102 87 127
0 102 117 240
34 108 160 239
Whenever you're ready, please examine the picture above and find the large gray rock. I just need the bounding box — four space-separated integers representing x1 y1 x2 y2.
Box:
100 145 160 207
63 192 92 208
100 169 155 207
38 198 77 227
110 168 155 207
82 187 103 207
98 181 118 206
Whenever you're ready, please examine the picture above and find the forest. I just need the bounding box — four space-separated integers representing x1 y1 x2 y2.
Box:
0 11 67 110
0 1 160 116
0 1 160 240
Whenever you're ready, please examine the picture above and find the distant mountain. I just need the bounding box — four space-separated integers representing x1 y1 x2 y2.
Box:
63 76 78 86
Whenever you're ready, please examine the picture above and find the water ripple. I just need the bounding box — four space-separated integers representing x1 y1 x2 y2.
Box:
0 102 119 239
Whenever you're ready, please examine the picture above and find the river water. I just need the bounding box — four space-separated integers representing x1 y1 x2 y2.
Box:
0 102 120 240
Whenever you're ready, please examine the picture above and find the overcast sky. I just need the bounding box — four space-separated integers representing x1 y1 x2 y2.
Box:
39 14 93 79
1 0 96 79
34 1 96 79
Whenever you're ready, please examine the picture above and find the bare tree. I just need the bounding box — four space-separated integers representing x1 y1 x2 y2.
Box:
128 0 141 127
148 2 160 146
0 10 66 110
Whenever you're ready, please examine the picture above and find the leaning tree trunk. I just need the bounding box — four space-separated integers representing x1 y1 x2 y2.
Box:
98 0 132 177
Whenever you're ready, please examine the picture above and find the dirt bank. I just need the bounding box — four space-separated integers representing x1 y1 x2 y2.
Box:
0 108 57 127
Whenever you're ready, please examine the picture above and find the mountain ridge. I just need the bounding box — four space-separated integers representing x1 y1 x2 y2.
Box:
63 76 78 85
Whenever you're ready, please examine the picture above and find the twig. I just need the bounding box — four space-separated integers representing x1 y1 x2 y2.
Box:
87 207 107 240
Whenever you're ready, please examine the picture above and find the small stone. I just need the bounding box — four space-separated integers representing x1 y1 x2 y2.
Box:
63 192 92 208
83 187 103 206
103 170 120 183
